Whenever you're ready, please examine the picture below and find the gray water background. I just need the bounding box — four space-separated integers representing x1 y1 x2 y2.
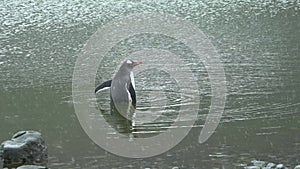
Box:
1 0 300 168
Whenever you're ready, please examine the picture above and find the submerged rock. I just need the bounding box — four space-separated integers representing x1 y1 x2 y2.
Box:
0 131 47 169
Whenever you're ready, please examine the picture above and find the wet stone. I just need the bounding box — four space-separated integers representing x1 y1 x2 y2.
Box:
235 163 247 169
0 156 3 169
251 160 266 167
0 131 48 169
276 164 285 169
265 162 276 168
16 165 48 169
244 166 260 169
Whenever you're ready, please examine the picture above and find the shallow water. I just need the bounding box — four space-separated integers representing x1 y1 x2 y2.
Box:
1 0 300 168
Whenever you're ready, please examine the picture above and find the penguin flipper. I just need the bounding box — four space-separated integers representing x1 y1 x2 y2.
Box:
95 80 112 93
129 82 136 108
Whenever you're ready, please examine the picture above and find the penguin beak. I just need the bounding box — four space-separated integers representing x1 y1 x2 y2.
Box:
133 61 142 66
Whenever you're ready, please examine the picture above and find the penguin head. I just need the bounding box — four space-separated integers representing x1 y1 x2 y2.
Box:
124 59 142 69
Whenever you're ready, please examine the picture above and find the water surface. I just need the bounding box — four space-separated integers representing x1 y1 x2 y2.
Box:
1 0 300 168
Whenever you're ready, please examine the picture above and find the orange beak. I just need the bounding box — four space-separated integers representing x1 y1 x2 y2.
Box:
133 61 142 66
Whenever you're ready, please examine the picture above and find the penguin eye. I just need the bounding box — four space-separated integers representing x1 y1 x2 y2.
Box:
126 60 133 64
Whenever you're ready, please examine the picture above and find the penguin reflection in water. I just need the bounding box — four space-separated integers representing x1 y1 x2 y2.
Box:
95 59 142 132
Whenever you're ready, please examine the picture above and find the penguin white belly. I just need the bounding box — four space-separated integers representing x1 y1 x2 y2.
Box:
130 71 135 90
125 83 132 103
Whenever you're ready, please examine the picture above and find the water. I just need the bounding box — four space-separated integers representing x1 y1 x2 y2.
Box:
1 0 300 168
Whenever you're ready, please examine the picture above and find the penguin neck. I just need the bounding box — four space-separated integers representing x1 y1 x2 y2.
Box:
113 69 132 87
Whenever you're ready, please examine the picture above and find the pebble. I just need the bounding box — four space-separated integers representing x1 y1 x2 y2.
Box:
16 165 48 169
251 160 266 167
244 166 260 169
276 164 285 169
262 162 276 169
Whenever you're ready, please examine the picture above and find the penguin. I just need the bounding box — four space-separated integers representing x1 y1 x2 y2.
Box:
95 59 142 108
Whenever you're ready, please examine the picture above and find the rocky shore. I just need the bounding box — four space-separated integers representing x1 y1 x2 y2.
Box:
1 131 299 169
241 160 300 169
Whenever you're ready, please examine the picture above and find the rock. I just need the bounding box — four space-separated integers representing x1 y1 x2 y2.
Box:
235 163 247 169
244 166 260 169
0 131 48 169
295 165 300 169
276 164 285 169
0 156 3 169
17 165 48 169
263 162 276 169
251 160 266 167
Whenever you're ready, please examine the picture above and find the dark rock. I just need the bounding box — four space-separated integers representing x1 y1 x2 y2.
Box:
0 156 3 169
16 165 48 169
0 131 47 169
